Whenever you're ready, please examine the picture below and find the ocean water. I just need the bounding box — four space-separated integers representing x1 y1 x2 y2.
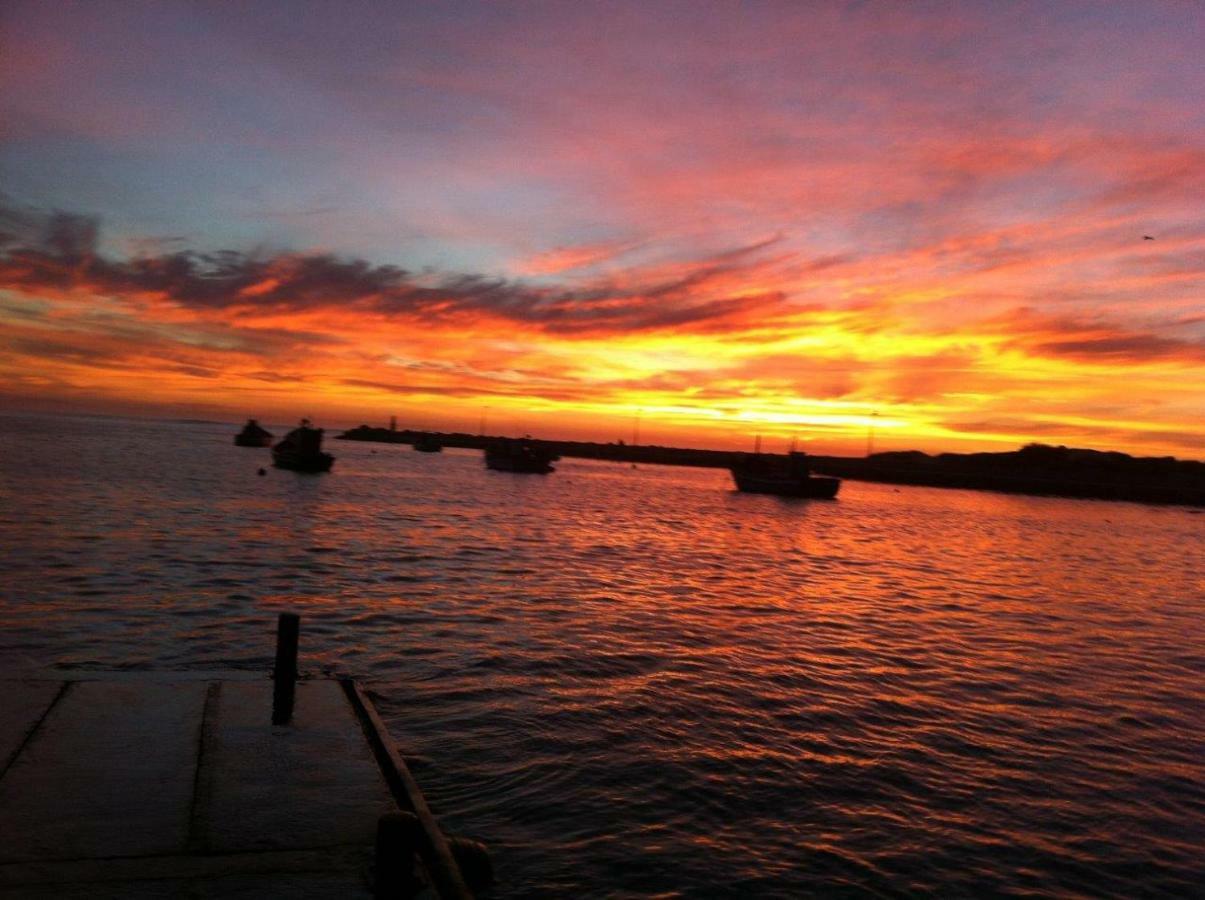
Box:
1 412 1202 898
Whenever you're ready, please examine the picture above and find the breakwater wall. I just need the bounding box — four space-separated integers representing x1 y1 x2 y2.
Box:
810 448 1205 507
337 428 1205 507
337 426 747 468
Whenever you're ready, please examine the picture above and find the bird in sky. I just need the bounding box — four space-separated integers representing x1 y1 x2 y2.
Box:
1143 235 1155 240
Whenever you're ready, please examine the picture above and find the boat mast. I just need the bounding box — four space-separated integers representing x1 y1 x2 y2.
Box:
866 410 878 457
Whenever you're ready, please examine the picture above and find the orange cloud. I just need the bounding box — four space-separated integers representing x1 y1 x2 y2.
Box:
515 240 643 276
1 202 1202 458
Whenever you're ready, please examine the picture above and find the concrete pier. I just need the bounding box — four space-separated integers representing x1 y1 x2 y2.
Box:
0 674 470 898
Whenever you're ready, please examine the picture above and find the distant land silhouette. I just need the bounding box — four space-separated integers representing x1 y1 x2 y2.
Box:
337 427 1205 507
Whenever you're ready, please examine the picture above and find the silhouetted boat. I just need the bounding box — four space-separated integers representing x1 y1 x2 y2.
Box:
413 433 443 453
484 438 557 474
731 451 840 498
234 419 273 447
272 420 335 472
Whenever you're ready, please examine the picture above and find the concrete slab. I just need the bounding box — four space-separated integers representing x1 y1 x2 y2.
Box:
0 681 207 862
196 680 395 853
0 846 374 898
0 872 374 900
0 677 457 897
0 681 64 774
0 670 267 684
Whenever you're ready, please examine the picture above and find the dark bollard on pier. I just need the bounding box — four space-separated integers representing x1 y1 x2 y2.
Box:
448 835 494 894
272 612 300 724
375 811 423 897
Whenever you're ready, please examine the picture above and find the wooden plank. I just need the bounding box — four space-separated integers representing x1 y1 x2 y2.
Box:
0 681 66 778
0 681 207 862
196 680 396 853
343 679 473 900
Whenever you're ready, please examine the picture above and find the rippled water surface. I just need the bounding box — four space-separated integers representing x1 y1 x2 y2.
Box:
1 413 1203 897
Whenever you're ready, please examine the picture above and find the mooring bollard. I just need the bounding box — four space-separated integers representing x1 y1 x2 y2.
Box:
448 835 494 893
272 612 300 724
375 811 421 897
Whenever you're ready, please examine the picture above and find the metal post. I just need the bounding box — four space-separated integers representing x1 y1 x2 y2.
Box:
272 612 300 725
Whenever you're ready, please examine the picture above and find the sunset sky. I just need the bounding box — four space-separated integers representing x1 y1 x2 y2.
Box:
1 1 1202 456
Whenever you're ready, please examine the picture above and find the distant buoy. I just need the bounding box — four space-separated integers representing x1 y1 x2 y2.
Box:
257 468 267 476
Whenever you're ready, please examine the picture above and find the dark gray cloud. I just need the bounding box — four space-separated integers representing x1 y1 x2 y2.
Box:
0 203 794 336
990 307 1205 365
6 335 126 369
1033 334 1205 363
